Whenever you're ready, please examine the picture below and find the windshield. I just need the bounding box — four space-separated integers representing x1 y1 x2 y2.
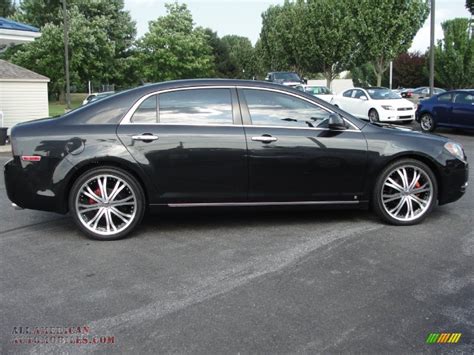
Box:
366 88 401 100
273 72 301 82
305 86 332 95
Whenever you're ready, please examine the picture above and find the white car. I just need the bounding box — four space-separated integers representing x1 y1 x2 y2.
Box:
331 87 416 123
295 85 334 103
82 91 115 105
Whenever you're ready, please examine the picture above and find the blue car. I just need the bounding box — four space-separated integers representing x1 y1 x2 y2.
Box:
416 90 474 132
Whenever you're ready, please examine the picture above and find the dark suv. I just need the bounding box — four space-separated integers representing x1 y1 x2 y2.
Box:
265 72 306 87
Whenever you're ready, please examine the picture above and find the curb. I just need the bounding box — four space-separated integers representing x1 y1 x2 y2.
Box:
0 144 12 154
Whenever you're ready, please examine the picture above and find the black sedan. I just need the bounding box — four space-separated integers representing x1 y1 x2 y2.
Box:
416 89 474 132
4 80 469 240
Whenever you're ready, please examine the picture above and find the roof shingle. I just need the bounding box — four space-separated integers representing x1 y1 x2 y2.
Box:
0 59 49 81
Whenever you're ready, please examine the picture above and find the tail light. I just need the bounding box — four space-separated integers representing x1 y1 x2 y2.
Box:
21 156 42 162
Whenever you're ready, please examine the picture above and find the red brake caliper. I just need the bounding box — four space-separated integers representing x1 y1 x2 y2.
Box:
415 181 421 196
89 188 101 205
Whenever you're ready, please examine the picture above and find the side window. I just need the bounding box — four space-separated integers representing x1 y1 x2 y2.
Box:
243 89 333 128
343 90 353 98
159 89 233 125
454 93 474 105
437 93 452 102
353 90 367 99
131 95 157 123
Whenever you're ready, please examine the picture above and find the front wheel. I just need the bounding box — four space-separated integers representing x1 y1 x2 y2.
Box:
69 167 145 240
372 159 437 225
368 109 379 122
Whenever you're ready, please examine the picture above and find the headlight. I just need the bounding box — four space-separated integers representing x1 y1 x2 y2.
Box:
382 105 395 110
444 142 465 161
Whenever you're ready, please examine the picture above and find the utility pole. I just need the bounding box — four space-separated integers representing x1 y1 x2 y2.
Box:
389 61 393 89
62 0 71 110
429 0 435 97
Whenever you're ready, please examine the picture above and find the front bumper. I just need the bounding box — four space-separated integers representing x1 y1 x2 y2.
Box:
379 110 415 122
438 160 469 205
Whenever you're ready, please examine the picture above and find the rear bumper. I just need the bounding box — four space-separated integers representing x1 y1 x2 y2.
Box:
4 157 72 213
438 160 469 205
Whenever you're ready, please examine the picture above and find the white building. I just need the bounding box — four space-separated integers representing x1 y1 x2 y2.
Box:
0 60 50 129
0 17 47 132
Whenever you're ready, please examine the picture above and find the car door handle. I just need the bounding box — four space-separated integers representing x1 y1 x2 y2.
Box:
251 136 278 143
132 134 159 141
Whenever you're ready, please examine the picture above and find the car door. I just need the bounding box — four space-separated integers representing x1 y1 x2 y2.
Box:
337 89 353 111
451 92 474 128
432 93 453 125
352 89 370 118
117 87 248 204
238 88 368 202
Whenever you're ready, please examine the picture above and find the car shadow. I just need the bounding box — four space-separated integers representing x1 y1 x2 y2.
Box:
140 207 376 232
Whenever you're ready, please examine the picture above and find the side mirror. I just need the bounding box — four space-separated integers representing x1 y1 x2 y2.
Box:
302 77 308 85
328 113 346 130
360 96 368 101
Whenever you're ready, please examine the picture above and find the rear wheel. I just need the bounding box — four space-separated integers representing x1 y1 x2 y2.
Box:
69 167 145 240
372 159 437 225
369 109 379 122
420 113 435 132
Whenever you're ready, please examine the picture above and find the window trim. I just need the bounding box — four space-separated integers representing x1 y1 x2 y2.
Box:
130 94 158 124
238 87 359 131
120 85 360 131
121 86 240 126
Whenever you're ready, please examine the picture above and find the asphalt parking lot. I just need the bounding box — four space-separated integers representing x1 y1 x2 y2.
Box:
1 124 473 353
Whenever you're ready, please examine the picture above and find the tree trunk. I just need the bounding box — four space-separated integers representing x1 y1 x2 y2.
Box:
376 72 382 87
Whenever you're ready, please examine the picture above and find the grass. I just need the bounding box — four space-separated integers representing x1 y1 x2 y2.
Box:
49 93 88 117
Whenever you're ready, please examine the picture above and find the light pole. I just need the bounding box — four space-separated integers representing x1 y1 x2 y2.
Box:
429 0 435 97
62 0 71 110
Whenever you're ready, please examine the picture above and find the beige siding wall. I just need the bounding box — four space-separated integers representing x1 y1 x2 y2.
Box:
0 81 49 129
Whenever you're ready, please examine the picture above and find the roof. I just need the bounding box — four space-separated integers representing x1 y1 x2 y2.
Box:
0 60 49 81
0 17 39 32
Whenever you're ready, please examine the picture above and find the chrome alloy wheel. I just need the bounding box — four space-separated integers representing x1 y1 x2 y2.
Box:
75 174 137 236
420 114 433 131
381 165 433 222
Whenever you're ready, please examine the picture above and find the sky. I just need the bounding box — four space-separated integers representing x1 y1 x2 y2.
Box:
123 0 471 53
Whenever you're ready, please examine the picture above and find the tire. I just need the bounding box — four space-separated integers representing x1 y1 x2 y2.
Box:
372 159 438 226
420 113 435 132
69 167 145 240
368 109 379 123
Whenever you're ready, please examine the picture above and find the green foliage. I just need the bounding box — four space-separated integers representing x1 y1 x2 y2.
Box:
202 28 238 78
259 2 299 72
354 0 429 86
467 0 474 15
258 0 427 87
221 35 256 79
135 3 214 82
0 0 16 17
435 18 474 89
293 0 365 87
7 0 136 97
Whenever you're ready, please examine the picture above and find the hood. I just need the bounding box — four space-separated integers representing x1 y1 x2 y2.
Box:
368 122 449 143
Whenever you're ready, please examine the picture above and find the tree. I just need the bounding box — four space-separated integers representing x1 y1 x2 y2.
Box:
354 0 429 86
435 18 474 89
221 35 255 79
8 0 136 95
259 2 300 72
392 52 428 88
136 3 214 82
293 0 366 88
202 28 238 78
0 0 16 17
467 0 474 15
